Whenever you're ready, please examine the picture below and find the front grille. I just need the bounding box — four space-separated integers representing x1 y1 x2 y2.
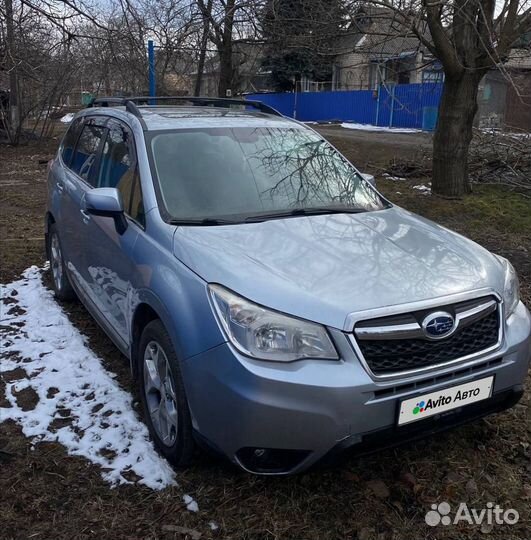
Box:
354 298 500 376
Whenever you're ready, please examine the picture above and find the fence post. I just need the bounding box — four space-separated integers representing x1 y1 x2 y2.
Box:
148 40 155 104
389 85 396 128
375 85 381 126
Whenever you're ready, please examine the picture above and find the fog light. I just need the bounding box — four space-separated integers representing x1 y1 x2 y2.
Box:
236 447 310 474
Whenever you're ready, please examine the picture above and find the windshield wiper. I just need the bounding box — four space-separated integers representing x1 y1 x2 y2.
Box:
168 217 240 226
244 206 366 223
168 206 366 226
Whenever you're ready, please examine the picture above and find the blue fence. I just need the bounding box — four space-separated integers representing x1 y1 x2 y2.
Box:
247 83 443 130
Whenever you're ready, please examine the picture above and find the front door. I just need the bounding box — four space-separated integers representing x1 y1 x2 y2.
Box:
80 118 143 343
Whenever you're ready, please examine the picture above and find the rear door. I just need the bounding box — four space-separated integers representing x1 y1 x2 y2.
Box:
50 116 83 241
60 116 107 292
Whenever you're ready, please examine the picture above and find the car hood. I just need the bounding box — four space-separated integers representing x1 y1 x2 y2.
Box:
172 207 504 330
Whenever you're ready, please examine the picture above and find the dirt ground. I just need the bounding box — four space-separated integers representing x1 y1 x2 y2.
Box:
1 125 530 540
316 125 433 173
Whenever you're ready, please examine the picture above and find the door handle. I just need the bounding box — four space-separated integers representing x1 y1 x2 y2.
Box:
80 209 91 222
56 181 64 193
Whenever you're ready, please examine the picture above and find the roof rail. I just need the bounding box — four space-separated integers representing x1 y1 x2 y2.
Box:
87 97 143 117
87 95 282 119
127 96 283 117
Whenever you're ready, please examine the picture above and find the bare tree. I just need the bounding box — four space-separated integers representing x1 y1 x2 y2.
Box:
1 0 115 143
349 1 531 197
1 0 199 143
4 0 19 130
1 0 93 143
196 0 263 96
419 0 530 197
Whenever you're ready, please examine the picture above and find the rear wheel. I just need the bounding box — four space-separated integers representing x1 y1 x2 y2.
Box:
138 320 194 467
47 224 76 301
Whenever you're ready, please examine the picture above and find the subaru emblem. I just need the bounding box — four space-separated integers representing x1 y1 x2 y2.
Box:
422 312 456 340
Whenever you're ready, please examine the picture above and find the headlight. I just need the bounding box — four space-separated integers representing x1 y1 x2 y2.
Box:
209 284 339 362
498 257 520 317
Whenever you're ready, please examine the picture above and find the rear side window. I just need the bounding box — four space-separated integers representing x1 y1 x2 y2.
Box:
71 123 106 185
61 118 82 166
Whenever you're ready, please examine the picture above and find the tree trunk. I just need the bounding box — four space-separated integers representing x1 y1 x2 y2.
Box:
432 72 483 198
217 0 235 97
218 45 233 97
5 0 20 142
195 0 212 96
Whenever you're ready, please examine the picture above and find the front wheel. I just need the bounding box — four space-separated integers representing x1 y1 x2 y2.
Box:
138 320 194 467
47 224 76 301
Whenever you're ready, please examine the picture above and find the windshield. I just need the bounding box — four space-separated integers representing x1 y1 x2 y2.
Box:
148 127 388 222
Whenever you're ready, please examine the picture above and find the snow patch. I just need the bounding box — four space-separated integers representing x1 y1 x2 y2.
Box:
183 494 199 512
382 173 407 181
480 128 530 139
355 34 367 48
0 266 176 490
341 122 422 134
413 184 431 195
60 112 75 124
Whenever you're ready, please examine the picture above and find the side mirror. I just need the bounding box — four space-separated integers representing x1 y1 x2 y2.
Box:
361 173 376 188
84 188 128 235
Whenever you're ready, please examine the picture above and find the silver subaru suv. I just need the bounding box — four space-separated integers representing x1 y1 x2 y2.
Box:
45 96 530 475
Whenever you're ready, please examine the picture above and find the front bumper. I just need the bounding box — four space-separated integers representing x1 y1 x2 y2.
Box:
182 302 531 474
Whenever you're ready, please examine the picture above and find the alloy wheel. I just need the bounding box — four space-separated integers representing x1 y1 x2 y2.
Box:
143 340 178 446
50 233 63 291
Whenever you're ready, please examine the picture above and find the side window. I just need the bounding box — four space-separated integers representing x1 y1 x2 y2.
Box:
61 118 82 167
128 171 145 227
98 123 134 190
98 120 145 227
71 122 106 185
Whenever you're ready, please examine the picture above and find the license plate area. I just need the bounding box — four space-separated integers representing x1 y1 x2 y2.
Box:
398 376 494 426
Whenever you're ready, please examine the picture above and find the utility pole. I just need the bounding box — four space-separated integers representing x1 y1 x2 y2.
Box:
5 0 19 134
148 40 155 104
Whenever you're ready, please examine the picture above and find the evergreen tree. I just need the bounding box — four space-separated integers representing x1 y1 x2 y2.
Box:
261 0 346 91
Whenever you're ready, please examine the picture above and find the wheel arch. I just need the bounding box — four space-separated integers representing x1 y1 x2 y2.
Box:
129 277 226 380
131 302 161 379
44 211 56 258
130 291 185 379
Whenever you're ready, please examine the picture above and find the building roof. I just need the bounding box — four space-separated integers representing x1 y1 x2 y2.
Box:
505 48 531 70
335 7 431 60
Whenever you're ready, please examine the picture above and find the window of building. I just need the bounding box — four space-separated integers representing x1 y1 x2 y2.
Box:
369 61 384 89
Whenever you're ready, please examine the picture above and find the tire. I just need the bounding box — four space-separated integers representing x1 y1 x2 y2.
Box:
47 223 76 301
138 319 194 467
